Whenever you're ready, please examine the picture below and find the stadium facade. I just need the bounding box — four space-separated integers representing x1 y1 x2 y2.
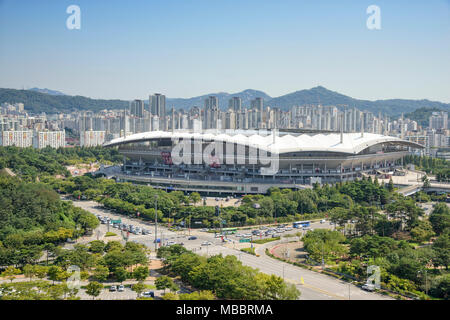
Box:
103 130 424 194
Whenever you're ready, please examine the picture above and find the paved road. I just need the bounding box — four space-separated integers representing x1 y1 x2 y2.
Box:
71 200 392 300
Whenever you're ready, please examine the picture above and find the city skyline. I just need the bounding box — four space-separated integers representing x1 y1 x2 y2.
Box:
0 0 449 102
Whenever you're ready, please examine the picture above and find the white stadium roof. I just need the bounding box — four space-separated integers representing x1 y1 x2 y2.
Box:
103 130 423 155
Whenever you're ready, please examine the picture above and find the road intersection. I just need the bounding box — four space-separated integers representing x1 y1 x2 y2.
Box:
71 200 392 300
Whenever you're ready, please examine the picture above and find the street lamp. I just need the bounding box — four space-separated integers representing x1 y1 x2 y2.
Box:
348 281 351 300
154 195 158 252
418 270 428 296
321 242 325 270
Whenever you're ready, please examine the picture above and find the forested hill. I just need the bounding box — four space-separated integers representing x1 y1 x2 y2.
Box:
1 86 449 117
0 88 129 114
405 107 444 127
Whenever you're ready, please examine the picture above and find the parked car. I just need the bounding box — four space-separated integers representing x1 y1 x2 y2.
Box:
188 236 197 240
320 219 326 224
109 285 117 292
118 285 125 292
361 283 376 292
141 291 154 298
201 241 212 246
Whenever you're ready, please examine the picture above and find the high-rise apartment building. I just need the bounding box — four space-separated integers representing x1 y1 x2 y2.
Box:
150 93 166 130
34 131 66 149
2 130 33 147
80 130 106 147
204 96 219 129
228 97 242 113
131 99 145 118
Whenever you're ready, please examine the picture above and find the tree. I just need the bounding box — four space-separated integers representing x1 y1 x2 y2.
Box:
89 240 106 254
47 266 68 284
255 273 300 300
133 266 149 281
132 281 146 298
155 275 177 294
329 207 349 229
1 266 21 282
93 265 109 282
23 264 35 282
104 241 123 252
179 290 216 300
429 203 450 235
302 229 348 263
386 199 423 231
429 274 450 299
31 265 48 281
114 267 128 283
162 292 179 300
47 282 67 300
410 220 435 243
432 232 450 270
189 192 201 205
85 281 103 300
387 178 394 192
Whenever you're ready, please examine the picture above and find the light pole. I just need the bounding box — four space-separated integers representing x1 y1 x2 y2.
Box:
348 282 351 300
418 270 428 296
321 242 325 270
154 195 158 252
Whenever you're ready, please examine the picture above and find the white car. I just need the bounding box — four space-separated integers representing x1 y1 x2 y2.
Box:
361 283 376 292
141 291 154 298
201 241 212 246
320 219 326 224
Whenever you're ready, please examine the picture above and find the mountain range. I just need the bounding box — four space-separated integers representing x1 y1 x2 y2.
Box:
0 86 449 117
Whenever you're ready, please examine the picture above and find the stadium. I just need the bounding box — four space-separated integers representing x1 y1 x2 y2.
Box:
103 130 424 194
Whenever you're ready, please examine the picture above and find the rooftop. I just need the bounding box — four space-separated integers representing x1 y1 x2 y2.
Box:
104 130 424 155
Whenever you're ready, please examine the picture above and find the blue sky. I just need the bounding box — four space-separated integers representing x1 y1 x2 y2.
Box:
0 0 449 102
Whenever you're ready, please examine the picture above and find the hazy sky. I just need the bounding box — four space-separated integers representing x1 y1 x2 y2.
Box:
0 0 449 102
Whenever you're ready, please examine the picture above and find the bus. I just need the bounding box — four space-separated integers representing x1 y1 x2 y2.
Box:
293 221 311 228
221 227 238 235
